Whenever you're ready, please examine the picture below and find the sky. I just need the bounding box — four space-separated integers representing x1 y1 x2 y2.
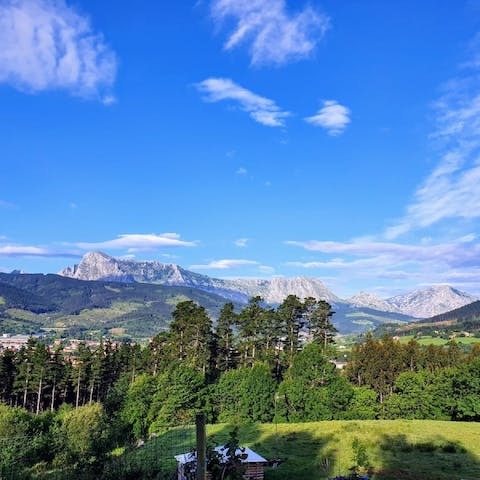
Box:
1 0 480 298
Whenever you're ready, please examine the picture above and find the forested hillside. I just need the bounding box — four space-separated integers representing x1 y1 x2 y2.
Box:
0 273 234 338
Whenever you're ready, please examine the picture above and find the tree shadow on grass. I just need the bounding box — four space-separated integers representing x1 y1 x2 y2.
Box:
371 433 480 480
213 422 480 480
101 422 480 480
214 423 340 480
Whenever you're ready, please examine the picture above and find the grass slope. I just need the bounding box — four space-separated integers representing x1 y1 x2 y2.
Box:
128 420 480 480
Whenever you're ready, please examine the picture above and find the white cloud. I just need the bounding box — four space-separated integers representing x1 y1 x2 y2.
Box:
161 253 179 259
74 233 197 252
195 77 290 127
234 238 249 247
286 237 480 291
286 237 480 268
0 244 78 257
236 167 248 175
305 100 351 135
211 0 329 66
385 49 480 238
190 259 260 270
258 265 275 274
0 0 116 101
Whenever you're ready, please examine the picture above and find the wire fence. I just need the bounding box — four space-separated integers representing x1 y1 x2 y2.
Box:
0 424 196 480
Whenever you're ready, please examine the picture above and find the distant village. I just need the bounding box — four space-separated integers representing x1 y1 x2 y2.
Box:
0 332 121 360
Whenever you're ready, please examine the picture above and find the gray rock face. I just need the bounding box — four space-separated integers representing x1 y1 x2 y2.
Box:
60 252 478 316
387 285 478 318
349 285 478 318
59 252 339 304
347 291 402 314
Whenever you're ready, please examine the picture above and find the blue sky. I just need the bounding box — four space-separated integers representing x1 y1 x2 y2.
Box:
1 0 480 298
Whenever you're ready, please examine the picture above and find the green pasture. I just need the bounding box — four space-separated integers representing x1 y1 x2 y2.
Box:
123 420 480 480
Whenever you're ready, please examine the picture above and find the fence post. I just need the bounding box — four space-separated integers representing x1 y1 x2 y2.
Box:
196 413 206 480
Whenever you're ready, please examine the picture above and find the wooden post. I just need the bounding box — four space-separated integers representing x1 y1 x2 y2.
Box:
196 413 206 480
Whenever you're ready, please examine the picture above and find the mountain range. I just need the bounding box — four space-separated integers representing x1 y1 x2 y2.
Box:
60 251 340 304
0 250 477 339
60 251 478 319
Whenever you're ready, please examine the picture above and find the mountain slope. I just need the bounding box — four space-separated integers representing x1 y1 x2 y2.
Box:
387 285 477 318
347 292 402 314
347 285 477 318
59 252 340 304
0 273 235 338
424 300 480 324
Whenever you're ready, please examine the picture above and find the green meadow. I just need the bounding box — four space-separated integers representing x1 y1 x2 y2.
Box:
124 420 480 480
397 334 480 346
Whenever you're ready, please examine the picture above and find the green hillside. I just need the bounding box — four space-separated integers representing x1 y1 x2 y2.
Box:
0 273 235 340
370 300 480 345
425 300 480 324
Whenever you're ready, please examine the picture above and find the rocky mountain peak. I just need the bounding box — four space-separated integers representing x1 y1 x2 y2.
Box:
348 291 402 314
387 285 478 318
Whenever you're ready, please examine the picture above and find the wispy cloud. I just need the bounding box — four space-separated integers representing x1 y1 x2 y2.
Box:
234 238 249 247
286 237 480 267
385 46 480 239
0 244 79 257
0 0 117 102
0 200 17 209
305 100 351 135
286 236 480 290
190 259 260 270
210 0 329 66
74 233 197 253
235 167 248 175
195 77 290 127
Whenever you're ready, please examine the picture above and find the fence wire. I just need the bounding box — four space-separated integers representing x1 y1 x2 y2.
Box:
0 424 196 480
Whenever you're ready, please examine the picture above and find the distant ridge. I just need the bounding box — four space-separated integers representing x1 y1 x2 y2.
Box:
59 251 340 304
348 285 477 318
59 252 479 318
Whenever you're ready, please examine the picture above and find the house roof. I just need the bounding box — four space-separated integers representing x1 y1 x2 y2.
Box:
175 446 268 465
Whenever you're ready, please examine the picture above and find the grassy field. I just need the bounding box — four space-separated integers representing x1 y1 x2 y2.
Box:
124 420 480 480
397 334 480 346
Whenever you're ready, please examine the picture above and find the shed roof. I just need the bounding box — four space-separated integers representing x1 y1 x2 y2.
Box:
175 446 267 465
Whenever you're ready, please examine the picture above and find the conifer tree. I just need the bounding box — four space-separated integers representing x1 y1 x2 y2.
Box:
215 302 238 372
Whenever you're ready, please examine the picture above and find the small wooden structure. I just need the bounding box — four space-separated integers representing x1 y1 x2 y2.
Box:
175 446 268 480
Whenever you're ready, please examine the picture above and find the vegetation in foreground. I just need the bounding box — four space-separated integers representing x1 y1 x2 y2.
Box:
1 295 480 479
118 420 480 480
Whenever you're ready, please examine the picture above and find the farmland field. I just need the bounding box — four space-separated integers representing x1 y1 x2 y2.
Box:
397 334 480 346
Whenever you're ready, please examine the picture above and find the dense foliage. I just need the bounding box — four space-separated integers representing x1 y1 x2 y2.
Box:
1 295 480 478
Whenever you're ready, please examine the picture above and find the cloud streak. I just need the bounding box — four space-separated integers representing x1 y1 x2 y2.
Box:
287 237 480 269
305 100 351 135
0 0 117 102
0 244 79 257
286 236 480 290
211 0 329 66
195 77 290 127
74 233 197 253
0 200 17 209
234 238 249 247
190 259 260 270
385 48 480 238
